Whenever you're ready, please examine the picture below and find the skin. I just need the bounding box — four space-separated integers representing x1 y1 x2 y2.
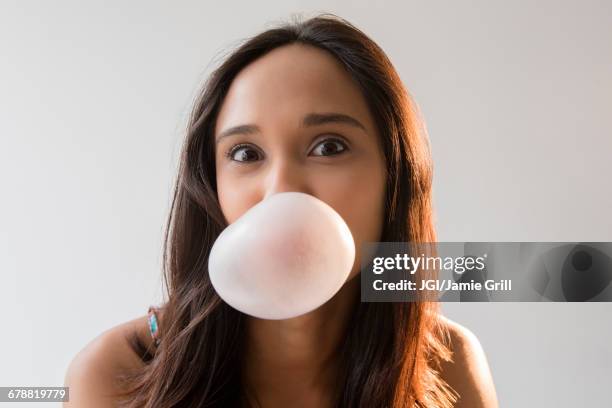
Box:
214 44 387 406
64 44 499 408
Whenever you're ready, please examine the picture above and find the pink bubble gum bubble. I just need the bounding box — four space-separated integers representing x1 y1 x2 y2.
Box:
208 191 356 320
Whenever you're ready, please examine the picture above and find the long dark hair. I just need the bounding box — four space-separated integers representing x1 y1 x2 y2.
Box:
119 13 457 408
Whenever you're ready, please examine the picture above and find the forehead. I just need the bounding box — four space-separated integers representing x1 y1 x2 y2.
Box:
214 43 375 135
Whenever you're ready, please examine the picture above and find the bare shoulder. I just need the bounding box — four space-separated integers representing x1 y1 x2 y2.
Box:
63 314 153 407
437 315 499 408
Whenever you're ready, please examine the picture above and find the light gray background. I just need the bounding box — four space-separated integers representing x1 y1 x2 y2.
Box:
1 1 610 407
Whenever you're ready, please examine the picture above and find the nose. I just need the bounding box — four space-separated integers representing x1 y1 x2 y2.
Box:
262 156 313 200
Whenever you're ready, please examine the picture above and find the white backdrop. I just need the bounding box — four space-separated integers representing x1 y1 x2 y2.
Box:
1 1 610 407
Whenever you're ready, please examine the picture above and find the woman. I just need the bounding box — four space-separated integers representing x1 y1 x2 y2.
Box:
65 13 498 408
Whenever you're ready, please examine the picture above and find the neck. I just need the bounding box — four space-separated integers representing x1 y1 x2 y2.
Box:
242 276 359 407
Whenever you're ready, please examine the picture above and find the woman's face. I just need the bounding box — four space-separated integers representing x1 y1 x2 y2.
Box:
214 43 387 281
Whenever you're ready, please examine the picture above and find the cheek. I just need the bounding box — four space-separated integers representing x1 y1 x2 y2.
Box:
345 189 386 279
216 170 259 225
216 157 387 275
317 165 386 279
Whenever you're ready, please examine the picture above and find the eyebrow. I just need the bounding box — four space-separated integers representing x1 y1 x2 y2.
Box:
215 112 366 145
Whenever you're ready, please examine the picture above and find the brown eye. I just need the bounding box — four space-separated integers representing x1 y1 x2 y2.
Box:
227 144 261 162
311 138 348 157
